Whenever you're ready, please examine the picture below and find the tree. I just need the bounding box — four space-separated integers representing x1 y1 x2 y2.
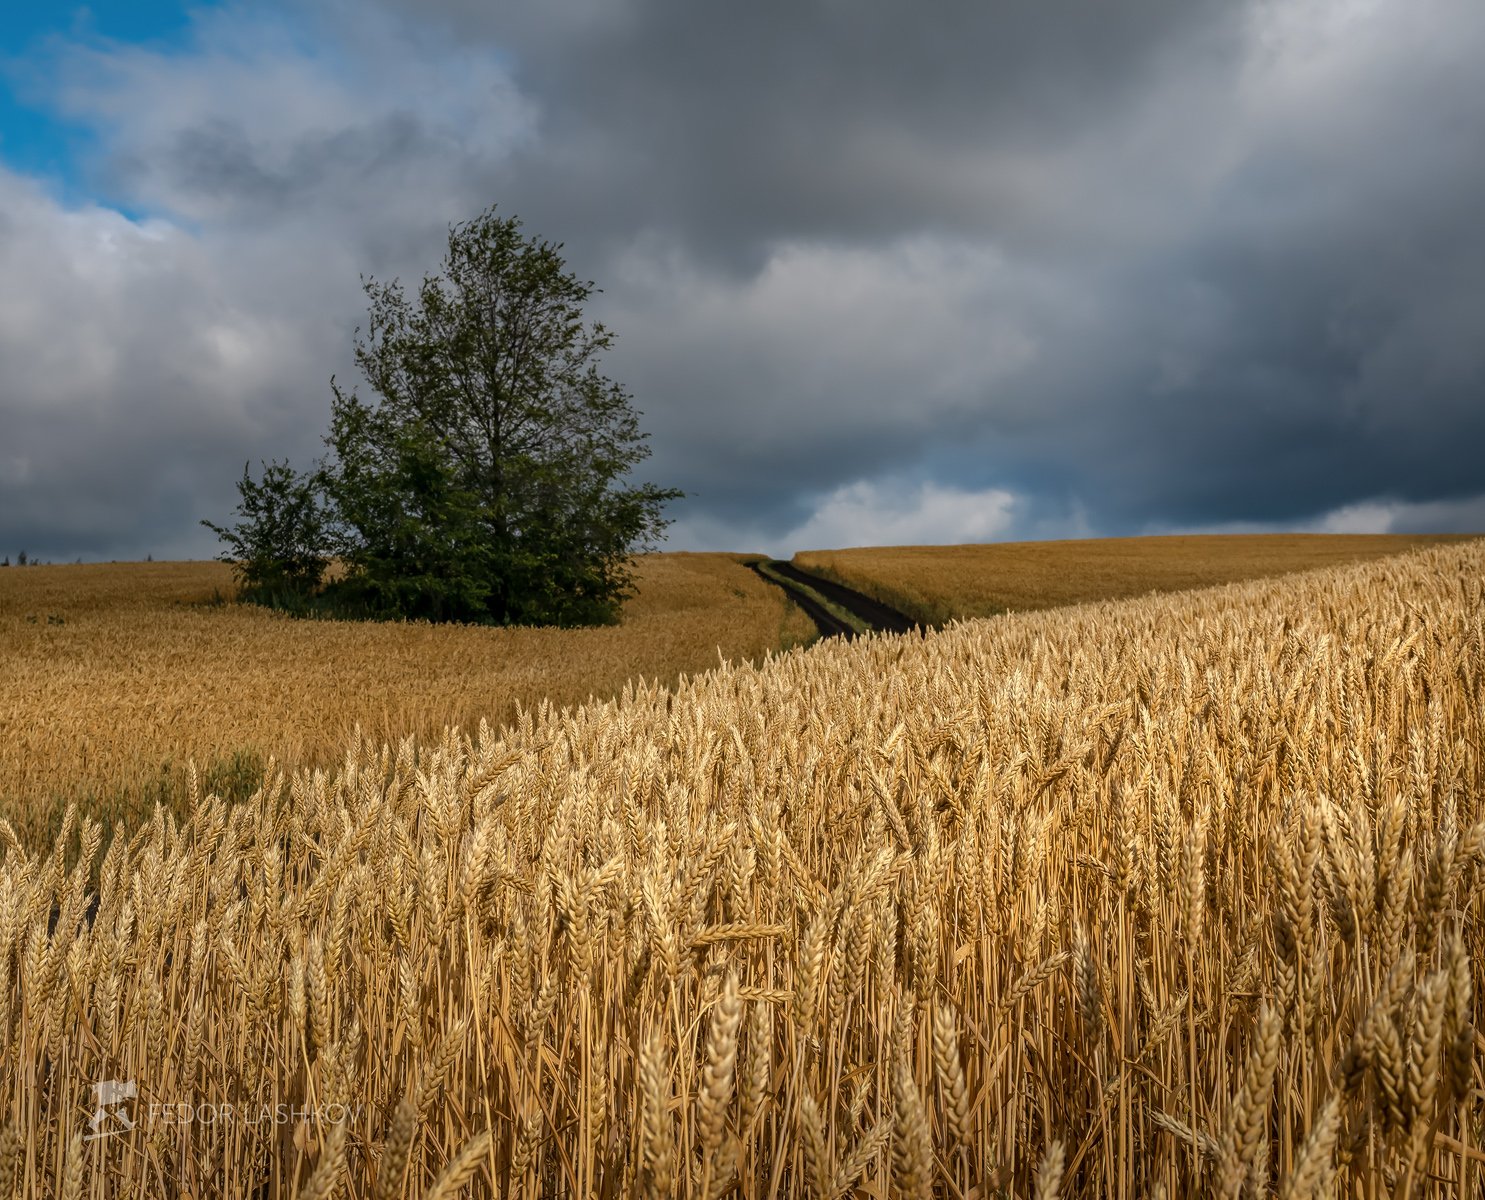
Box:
201 206 681 626
201 460 329 606
319 206 681 625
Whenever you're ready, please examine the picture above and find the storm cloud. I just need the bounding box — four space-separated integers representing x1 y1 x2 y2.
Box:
2 0 1482 560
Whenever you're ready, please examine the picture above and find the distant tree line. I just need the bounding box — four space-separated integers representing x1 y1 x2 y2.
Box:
203 206 681 627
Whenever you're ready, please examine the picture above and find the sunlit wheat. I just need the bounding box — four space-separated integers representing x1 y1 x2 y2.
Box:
0 540 1480 1195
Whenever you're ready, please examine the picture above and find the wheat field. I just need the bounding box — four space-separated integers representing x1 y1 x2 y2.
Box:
793 533 1474 627
0 554 814 850
0 539 1480 1196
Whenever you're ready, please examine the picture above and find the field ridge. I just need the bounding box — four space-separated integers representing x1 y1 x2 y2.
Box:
794 531 1477 627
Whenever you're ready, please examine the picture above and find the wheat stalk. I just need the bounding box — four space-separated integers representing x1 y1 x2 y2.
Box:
0 539 1480 1197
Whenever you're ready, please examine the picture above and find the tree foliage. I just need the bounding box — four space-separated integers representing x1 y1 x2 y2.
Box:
201 460 328 606
203 207 681 626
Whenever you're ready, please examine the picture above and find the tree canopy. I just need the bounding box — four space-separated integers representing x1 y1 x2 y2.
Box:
204 207 681 626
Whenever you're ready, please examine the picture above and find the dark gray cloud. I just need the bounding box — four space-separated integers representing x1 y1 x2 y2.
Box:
414 0 1244 268
2 0 1483 562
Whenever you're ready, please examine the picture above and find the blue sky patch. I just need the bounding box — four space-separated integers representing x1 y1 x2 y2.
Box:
0 1 212 204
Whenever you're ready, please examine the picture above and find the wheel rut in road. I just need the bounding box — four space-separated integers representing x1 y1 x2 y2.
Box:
750 560 919 641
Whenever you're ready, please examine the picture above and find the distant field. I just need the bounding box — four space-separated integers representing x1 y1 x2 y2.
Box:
795 532 1479 626
0 553 813 847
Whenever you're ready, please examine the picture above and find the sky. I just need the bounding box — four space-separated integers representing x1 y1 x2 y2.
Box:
1 0 1483 562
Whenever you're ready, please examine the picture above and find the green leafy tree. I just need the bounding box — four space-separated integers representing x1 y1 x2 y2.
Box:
320 406 495 622
200 460 329 606
320 206 681 625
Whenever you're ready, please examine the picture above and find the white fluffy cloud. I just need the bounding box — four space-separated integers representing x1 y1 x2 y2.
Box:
35 4 535 226
1312 495 1485 535
666 478 1095 557
782 481 1021 553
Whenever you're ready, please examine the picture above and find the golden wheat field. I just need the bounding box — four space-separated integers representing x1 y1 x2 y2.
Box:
793 533 1475 627
0 539 1481 1197
0 554 814 849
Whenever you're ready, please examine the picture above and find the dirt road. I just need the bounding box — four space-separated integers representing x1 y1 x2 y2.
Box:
750 560 918 640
